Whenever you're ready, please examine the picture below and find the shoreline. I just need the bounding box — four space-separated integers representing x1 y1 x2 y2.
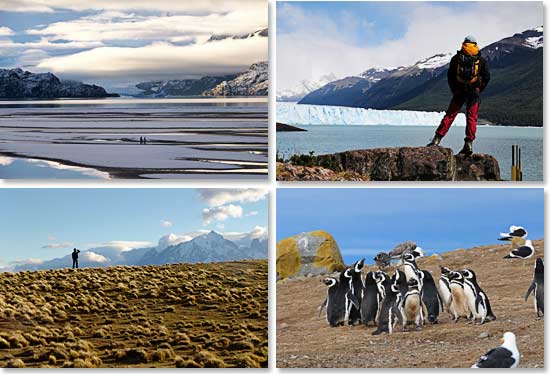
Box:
0 152 268 179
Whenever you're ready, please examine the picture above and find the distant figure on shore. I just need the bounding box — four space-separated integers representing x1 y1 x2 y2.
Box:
139 136 143 144
428 35 490 156
72 248 80 269
143 136 147 145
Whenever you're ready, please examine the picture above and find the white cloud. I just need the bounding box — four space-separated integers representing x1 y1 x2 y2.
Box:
277 2 543 91
35 36 266 81
82 251 109 263
0 0 266 14
25 10 265 43
42 241 74 249
160 220 173 228
197 188 268 207
0 27 14 36
223 225 267 241
11 258 44 265
202 204 243 225
85 240 153 252
246 211 259 217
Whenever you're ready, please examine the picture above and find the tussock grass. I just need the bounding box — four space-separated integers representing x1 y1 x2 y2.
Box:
0 260 267 368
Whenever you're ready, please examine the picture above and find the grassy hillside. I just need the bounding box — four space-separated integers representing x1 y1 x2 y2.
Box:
394 49 543 127
0 260 267 368
277 241 544 368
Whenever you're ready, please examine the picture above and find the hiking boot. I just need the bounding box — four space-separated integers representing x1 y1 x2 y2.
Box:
459 139 473 156
427 134 442 147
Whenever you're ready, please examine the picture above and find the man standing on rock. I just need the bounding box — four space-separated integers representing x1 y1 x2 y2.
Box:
428 35 490 155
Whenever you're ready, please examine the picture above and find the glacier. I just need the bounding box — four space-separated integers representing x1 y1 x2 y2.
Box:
277 102 466 127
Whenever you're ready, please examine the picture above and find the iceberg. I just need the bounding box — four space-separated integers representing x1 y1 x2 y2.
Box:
277 102 466 127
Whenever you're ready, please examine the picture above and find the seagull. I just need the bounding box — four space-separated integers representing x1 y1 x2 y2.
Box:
471 332 520 368
499 225 528 241
504 240 534 264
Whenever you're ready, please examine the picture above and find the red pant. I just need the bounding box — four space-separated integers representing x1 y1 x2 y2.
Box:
436 92 479 141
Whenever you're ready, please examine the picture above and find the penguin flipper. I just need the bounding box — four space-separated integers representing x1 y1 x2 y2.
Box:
525 282 535 302
347 291 360 309
318 297 327 317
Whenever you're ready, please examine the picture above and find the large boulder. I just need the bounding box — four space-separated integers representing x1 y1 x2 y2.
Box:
281 147 500 181
276 230 346 279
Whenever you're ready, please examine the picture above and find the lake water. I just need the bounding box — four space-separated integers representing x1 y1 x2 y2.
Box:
277 125 543 181
0 97 268 179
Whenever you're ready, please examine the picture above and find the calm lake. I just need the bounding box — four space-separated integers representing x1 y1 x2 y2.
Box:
277 125 543 181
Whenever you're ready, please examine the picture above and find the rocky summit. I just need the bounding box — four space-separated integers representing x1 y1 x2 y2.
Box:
204 62 268 96
279 146 500 181
0 68 118 99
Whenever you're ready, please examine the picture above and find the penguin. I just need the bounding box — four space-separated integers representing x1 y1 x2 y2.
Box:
421 270 443 324
372 278 401 335
345 258 365 325
374 270 390 320
447 270 470 322
439 266 452 313
525 257 544 317
401 252 423 287
504 239 534 261
360 271 380 325
461 269 496 324
319 273 359 327
471 332 520 368
401 278 422 331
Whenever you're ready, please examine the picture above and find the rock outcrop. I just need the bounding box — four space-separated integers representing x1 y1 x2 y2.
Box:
0 68 118 99
203 62 268 96
276 163 367 181
280 146 500 181
276 230 346 279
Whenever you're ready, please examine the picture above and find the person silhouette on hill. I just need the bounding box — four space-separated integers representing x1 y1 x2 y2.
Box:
428 35 490 156
72 248 80 269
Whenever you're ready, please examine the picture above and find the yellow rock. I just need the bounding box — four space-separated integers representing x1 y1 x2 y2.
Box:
276 230 346 279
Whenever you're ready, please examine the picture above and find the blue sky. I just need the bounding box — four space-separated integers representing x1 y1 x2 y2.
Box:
276 1 543 91
0 1 267 91
277 188 543 265
0 188 268 266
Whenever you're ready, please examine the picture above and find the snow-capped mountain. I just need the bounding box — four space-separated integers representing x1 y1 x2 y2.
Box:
277 73 338 102
0 68 118 99
359 67 396 82
9 230 267 272
203 61 268 96
207 28 268 42
296 27 542 126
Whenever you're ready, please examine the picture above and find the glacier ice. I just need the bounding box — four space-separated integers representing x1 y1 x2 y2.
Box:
277 102 466 127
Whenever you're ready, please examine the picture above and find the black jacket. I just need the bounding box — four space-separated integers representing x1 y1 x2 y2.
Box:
447 52 490 93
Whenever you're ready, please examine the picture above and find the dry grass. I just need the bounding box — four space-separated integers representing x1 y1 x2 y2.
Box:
277 241 544 368
0 260 267 368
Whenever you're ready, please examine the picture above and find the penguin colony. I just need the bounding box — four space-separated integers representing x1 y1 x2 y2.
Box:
318 226 543 368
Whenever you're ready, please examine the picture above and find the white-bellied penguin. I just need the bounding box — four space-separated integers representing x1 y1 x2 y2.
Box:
461 269 496 324
525 257 544 317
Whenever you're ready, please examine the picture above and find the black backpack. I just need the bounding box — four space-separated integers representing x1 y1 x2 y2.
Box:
456 52 480 84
